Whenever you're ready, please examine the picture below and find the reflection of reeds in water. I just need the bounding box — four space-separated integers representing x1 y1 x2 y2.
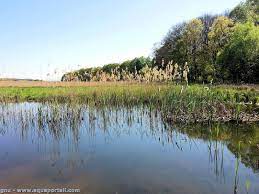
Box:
0 103 257 187
245 180 251 194
234 141 241 194
0 103 190 153
207 123 226 182
0 103 170 150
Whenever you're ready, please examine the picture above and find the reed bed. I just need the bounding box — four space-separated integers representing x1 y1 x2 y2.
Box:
0 83 258 123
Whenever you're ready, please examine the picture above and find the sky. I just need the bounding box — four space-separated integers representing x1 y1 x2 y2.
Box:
0 0 241 80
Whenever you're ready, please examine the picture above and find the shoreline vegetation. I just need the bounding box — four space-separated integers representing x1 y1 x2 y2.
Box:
0 81 258 123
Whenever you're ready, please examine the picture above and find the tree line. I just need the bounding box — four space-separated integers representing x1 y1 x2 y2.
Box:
154 0 258 83
62 0 259 84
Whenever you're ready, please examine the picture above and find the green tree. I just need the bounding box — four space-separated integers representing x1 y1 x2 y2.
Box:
230 0 259 23
181 19 204 81
120 57 152 73
102 63 120 74
153 22 187 68
153 15 220 83
217 22 259 83
207 16 235 82
208 16 234 63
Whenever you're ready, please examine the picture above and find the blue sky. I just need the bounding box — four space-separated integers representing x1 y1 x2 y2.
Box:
0 0 241 80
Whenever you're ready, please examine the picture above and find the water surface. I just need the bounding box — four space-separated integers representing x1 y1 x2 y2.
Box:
0 103 259 194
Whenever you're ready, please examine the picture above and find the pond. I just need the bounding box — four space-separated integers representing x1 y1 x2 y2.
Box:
0 102 259 194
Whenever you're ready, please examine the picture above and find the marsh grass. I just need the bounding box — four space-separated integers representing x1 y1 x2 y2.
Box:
0 83 258 122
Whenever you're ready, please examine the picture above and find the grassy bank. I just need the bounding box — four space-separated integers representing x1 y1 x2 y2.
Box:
0 83 258 122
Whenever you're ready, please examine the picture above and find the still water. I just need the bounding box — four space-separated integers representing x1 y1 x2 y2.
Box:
0 103 259 194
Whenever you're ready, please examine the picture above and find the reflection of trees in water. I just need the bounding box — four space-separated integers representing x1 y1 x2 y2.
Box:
173 123 259 172
0 103 259 184
174 122 259 193
167 123 228 182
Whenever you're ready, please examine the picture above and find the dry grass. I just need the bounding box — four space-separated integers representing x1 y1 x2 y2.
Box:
1 80 259 91
0 80 139 87
216 84 259 92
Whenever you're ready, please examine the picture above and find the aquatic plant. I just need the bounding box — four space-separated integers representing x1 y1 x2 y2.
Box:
0 83 258 123
246 180 251 194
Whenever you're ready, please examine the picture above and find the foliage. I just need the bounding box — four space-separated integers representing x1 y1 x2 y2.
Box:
208 16 234 63
217 22 259 83
62 56 152 82
230 0 259 23
152 0 258 84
